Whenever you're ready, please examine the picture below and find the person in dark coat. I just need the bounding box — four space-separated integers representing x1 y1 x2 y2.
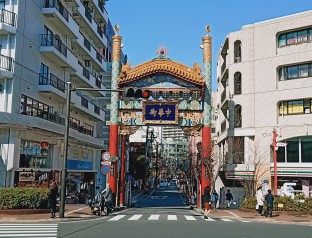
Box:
48 181 58 218
203 186 212 219
225 189 233 209
102 183 113 215
265 189 274 217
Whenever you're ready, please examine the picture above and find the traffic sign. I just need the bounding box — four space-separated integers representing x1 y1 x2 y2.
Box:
100 165 111 175
102 152 111 161
101 161 111 165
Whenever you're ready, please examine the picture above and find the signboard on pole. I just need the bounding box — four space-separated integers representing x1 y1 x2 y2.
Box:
277 142 287 147
102 152 111 161
100 165 111 175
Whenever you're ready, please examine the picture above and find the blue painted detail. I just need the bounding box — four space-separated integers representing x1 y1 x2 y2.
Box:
145 104 176 122
67 160 93 170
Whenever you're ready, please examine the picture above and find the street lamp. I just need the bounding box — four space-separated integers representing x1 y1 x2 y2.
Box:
59 82 123 218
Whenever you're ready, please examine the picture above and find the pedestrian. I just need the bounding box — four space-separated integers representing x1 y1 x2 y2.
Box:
265 189 274 217
48 181 58 218
211 189 219 210
92 186 102 215
225 189 233 209
256 186 264 216
102 183 113 216
203 186 212 219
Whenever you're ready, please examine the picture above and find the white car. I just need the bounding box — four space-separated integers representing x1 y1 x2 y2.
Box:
159 179 168 187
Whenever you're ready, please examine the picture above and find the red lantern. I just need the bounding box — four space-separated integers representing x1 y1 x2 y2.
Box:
40 140 49 149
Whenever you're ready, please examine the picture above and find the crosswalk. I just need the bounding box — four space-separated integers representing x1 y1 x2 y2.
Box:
107 214 251 223
0 224 58 237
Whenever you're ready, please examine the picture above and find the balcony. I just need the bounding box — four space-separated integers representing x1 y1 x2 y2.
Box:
0 54 13 79
221 119 227 133
72 0 108 49
38 73 65 95
42 0 79 39
41 33 67 57
0 9 16 34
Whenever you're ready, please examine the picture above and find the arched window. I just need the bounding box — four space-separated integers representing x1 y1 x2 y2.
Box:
234 105 242 128
234 72 242 94
234 40 242 63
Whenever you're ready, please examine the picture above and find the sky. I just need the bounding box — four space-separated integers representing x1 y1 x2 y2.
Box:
106 1 312 91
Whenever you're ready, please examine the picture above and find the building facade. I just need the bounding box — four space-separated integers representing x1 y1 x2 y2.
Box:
216 10 312 196
0 0 116 196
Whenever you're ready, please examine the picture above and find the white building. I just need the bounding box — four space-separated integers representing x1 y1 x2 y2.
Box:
0 0 115 193
216 10 312 196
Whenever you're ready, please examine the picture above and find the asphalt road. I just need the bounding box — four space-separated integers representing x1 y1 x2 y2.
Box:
56 186 312 238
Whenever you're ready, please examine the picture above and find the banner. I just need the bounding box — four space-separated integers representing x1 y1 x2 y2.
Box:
142 101 178 124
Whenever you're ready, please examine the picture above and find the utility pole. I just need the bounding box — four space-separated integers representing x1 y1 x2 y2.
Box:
272 128 278 196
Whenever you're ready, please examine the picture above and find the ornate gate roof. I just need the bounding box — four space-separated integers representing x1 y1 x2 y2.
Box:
118 59 204 86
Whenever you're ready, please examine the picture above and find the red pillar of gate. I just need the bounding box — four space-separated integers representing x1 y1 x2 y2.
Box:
108 125 118 193
119 135 126 206
201 126 211 193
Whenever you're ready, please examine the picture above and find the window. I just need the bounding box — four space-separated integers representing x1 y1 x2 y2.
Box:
279 63 312 81
301 140 312 162
277 146 286 162
234 105 242 128
94 105 100 115
81 97 88 108
234 72 241 94
278 27 312 48
279 99 312 116
39 63 49 85
287 141 299 162
234 40 242 63
20 95 50 119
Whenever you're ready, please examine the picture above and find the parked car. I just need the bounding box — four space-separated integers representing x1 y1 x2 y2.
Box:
169 179 179 187
159 179 168 187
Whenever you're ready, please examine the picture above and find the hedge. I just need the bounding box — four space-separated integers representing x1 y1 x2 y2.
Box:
240 194 312 212
0 187 49 209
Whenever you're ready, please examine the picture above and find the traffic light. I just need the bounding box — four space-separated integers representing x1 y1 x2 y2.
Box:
124 87 152 99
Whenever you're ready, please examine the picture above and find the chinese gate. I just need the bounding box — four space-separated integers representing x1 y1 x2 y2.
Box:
108 26 212 207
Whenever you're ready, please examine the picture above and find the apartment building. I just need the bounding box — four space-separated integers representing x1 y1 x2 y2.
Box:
0 0 116 194
216 10 312 196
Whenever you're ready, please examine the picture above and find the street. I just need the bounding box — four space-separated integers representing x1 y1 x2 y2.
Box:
56 187 312 238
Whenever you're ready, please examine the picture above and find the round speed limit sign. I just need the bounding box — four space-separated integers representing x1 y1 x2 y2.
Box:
102 152 111 161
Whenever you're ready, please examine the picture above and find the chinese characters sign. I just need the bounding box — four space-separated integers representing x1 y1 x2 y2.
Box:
143 101 178 124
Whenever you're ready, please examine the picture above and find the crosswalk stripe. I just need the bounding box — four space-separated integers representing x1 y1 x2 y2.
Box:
220 218 233 222
148 214 160 220
167 215 177 220
185 215 196 221
204 217 216 221
128 215 143 220
240 220 251 223
0 224 57 238
108 215 126 221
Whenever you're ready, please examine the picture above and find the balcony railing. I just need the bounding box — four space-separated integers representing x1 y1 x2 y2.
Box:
0 54 13 71
41 34 67 57
221 61 226 75
43 0 69 21
95 78 101 88
39 73 65 93
83 37 91 51
0 9 16 26
98 0 104 13
97 24 103 38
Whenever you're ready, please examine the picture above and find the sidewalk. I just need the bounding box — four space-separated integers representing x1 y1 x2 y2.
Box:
194 207 312 225
0 204 96 223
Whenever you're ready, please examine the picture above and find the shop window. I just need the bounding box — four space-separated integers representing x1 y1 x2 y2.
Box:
234 40 241 63
234 72 241 94
301 141 312 162
287 141 299 163
277 146 286 162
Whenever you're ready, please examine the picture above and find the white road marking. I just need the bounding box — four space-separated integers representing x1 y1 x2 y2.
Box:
224 210 241 218
108 215 126 221
185 215 196 220
167 215 177 220
240 220 251 223
128 215 143 220
221 218 233 222
0 224 57 237
148 214 160 220
204 217 216 221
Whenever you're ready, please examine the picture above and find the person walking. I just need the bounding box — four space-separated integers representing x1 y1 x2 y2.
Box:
211 189 219 210
48 181 58 218
225 189 233 209
203 186 212 219
92 186 102 216
256 186 264 216
102 183 113 216
265 189 274 217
